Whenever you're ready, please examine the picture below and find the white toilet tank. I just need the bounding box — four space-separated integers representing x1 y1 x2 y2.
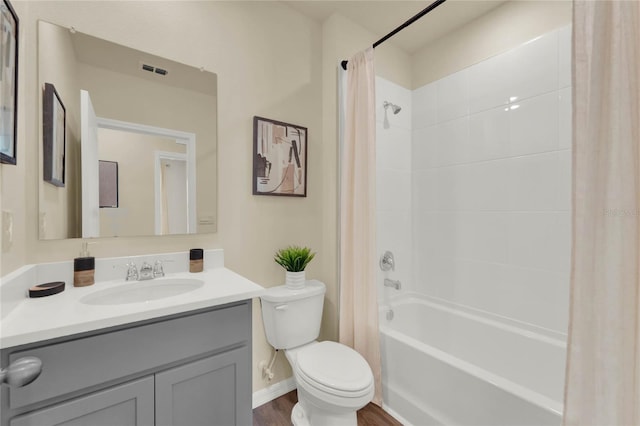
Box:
260 280 326 349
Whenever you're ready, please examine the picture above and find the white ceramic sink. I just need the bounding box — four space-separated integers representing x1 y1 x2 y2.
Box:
80 278 205 306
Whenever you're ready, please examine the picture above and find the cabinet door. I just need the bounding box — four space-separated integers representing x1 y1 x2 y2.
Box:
155 347 250 426
9 377 154 426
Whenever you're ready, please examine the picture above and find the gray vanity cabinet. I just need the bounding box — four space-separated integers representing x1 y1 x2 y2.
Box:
9 377 154 426
1 301 252 426
155 347 249 426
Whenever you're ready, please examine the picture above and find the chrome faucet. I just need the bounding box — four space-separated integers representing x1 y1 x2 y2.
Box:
117 259 172 281
153 260 165 278
138 261 154 281
384 278 401 290
125 262 139 281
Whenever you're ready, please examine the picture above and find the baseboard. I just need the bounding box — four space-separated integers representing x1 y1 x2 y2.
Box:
252 377 297 409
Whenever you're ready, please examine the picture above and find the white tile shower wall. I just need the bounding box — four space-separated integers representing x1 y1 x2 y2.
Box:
375 77 412 299
411 27 572 334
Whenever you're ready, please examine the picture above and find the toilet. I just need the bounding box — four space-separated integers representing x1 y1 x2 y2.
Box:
260 280 374 426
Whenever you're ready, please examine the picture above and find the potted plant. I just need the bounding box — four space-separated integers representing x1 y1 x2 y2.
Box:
274 245 316 289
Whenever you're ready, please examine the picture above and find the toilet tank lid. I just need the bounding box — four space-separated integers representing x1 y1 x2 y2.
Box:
260 280 326 303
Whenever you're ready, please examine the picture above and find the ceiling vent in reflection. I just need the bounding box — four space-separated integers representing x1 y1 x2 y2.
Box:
140 62 168 76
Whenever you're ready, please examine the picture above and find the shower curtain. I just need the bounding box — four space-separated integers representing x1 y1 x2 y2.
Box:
339 47 382 405
563 1 640 424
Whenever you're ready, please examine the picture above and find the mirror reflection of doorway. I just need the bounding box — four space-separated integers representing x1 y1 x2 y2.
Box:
158 155 188 235
97 128 188 237
82 87 197 237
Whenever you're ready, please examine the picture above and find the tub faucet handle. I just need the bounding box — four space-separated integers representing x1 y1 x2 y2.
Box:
380 251 395 271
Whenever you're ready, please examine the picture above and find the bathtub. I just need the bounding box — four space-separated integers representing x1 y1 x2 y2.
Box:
379 294 565 426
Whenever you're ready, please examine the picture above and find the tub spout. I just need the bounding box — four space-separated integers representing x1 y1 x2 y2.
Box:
384 278 401 290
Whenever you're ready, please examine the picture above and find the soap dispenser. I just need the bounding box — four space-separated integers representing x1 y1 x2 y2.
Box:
74 242 95 287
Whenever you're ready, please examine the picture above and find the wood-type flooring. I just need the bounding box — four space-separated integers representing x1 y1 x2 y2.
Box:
253 390 403 426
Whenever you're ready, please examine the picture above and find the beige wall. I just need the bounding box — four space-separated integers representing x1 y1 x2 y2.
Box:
1 1 323 393
323 14 412 90
1 1 28 272
412 0 572 88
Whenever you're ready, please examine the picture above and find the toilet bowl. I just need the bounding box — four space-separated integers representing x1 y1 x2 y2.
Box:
260 281 374 426
286 341 374 425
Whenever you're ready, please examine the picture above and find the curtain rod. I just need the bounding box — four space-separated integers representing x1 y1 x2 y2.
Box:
340 0 447 70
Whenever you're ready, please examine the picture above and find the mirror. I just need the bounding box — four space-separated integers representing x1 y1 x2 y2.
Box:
38 20 217 240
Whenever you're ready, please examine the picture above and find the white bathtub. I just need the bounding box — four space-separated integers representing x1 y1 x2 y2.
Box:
380 294 565 426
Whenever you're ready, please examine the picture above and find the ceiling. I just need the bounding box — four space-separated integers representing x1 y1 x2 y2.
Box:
285 0 508 54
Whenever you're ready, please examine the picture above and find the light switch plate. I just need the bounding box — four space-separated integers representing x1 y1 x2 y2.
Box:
2 210 13 251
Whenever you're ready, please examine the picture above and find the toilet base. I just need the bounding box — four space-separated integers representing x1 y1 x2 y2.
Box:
291 396 358 426
291 403 310 426
284 343 373 426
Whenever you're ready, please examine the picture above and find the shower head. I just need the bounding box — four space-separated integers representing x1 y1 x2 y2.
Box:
383 101 401 115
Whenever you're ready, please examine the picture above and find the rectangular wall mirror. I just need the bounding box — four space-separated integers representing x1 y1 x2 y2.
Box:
38 20 218 240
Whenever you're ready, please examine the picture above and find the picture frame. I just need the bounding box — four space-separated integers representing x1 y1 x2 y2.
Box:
0 0 18 165
253 116 307 197
43 82 66 187
99 160 119 208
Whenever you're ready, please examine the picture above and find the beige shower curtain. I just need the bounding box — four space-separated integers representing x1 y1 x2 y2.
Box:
339 47 382 406
563 2 640 425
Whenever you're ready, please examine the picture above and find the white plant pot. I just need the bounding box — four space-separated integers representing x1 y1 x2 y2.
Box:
285 271 306 289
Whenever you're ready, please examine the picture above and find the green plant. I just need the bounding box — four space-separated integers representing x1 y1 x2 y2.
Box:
274 246 316 272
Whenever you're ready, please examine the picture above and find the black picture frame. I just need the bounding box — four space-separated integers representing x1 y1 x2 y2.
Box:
253 116 307 197
43 82 66 187
0 0 18 165
99 160 119 208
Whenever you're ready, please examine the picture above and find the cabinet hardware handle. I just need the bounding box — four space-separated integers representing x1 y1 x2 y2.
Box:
0 357 43 387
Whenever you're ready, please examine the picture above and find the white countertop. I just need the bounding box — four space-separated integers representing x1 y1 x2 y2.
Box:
1 264 264 349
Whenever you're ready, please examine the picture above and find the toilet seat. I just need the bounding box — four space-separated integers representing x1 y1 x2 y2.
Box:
294 341 374 399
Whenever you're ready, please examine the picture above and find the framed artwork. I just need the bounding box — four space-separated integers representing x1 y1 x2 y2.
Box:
43 82 65 187
253 116 307 197
99 160 119 208
0 0 18 165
